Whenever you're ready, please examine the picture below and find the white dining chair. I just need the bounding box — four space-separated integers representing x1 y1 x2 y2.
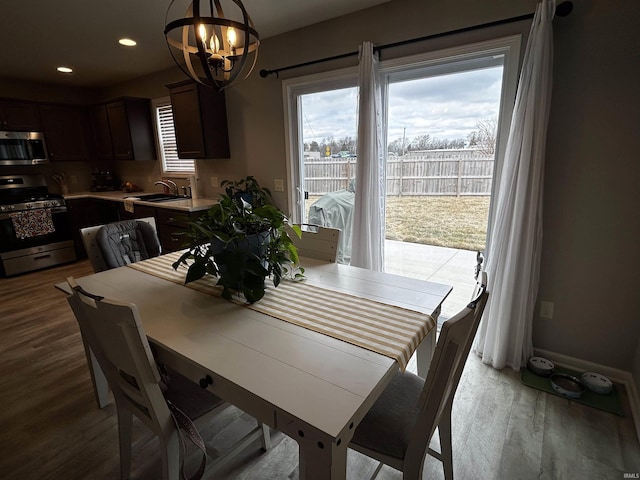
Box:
65 277 270 480
289 224 341 263
349 272 489 480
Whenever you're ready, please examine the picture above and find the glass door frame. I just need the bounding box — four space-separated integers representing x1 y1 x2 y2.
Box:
282 35 522 244
282 67 359 224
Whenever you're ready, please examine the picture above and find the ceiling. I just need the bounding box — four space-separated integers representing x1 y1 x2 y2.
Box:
2 0 390 89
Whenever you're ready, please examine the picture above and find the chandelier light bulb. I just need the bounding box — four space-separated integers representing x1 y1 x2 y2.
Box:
227 27 236 47
210 34 220 53
198 24 207 42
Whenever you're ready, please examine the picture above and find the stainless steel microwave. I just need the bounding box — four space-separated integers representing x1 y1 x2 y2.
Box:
0 131 48 166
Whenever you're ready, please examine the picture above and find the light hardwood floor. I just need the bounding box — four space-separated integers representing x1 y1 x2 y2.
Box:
1 260 639 479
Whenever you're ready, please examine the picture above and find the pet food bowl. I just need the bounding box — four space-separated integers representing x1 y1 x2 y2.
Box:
527 356 555 376
550 373 585 399
580 371 614 395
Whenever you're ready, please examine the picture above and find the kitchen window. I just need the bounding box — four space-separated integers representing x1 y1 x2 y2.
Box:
153 97 194 174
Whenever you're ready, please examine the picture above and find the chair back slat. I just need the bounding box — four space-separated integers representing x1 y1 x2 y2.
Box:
66 278 170 429
290 224 341 263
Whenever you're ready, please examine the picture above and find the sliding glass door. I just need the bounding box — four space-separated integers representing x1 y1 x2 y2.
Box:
283 37 520 294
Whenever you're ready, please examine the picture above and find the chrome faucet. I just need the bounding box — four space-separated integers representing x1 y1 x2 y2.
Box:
154 180 178 196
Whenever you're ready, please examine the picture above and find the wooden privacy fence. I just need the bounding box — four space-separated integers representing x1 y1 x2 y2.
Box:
304 152 494 196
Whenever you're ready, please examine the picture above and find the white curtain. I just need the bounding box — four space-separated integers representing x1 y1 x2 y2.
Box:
351 41 385 271
473 0 556 370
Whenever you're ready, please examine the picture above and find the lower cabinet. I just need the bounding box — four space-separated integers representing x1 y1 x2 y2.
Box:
155 208 195 253
117 203 156 221
118 203 195 253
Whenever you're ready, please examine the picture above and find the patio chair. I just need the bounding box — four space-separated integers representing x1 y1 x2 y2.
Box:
349 272 489 480
65 277 270 480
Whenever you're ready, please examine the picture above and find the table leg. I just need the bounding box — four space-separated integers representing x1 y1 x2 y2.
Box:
298 438 347 480
416 304 440 378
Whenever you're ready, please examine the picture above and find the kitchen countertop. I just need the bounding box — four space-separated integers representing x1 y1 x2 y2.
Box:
64 191 218 212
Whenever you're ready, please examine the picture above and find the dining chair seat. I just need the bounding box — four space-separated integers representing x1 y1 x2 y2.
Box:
351 370 424 460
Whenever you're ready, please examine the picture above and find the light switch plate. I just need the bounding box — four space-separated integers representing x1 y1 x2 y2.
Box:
210 177 218 188
540 301 554 319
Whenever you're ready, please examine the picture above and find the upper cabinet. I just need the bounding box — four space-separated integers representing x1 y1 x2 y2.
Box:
104 97 157 161
90 104 114 161
0 99 41 131
168 80 230 159
39 104 91 161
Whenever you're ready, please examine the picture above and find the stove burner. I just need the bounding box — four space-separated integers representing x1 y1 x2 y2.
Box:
0 175 66 212
19 193 64 203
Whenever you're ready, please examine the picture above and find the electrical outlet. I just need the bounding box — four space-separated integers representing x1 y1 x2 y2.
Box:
540 301 554 319
70 175 77 185
210 177 218 188
274 179 284 192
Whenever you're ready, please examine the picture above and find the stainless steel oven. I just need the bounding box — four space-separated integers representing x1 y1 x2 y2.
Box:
0 131 48 166
0 175 76 276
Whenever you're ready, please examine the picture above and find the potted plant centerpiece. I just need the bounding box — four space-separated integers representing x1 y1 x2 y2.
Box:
172 176 303 303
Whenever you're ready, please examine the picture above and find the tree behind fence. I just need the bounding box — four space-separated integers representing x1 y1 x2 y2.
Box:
304 149 494 196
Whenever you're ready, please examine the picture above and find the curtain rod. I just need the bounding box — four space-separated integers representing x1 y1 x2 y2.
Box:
259 1 572 78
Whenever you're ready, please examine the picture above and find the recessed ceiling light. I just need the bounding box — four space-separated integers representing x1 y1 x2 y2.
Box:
119 38 137 47
57 66 73 74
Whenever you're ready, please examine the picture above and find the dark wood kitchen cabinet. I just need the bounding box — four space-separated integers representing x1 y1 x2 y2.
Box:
105 97 156 161
89 104 114 161
39 104 91 161
67 198 119 258
118 203 194 253
168 80 230 159
0 98 41 130
155 207 196 253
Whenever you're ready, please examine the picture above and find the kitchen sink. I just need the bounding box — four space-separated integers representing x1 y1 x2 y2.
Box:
126 193 191 203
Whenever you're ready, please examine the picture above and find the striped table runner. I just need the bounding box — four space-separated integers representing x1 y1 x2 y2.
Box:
128 252 434 370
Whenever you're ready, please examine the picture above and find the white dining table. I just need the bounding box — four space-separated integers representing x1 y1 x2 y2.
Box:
60 255 451 480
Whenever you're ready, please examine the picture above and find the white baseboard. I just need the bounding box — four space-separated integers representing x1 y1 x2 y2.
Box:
534 348 640 442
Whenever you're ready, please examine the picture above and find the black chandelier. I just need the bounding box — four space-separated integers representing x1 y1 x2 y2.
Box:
164 0 260 92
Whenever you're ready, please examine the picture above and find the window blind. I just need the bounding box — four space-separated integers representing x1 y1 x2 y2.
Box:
155 101 194 173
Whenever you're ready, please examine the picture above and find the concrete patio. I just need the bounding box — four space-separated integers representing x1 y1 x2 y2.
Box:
384 239 480 321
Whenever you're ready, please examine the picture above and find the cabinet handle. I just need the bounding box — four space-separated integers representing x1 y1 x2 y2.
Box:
180 150 201 154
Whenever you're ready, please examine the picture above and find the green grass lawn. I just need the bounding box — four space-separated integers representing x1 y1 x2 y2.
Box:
306 195 490 252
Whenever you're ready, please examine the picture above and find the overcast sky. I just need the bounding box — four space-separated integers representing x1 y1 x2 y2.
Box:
301 65 504 146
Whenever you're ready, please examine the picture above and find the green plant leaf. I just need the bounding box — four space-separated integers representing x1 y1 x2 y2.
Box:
185 261 207 284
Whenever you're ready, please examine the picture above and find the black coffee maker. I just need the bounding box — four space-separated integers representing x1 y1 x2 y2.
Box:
90 169 118 191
